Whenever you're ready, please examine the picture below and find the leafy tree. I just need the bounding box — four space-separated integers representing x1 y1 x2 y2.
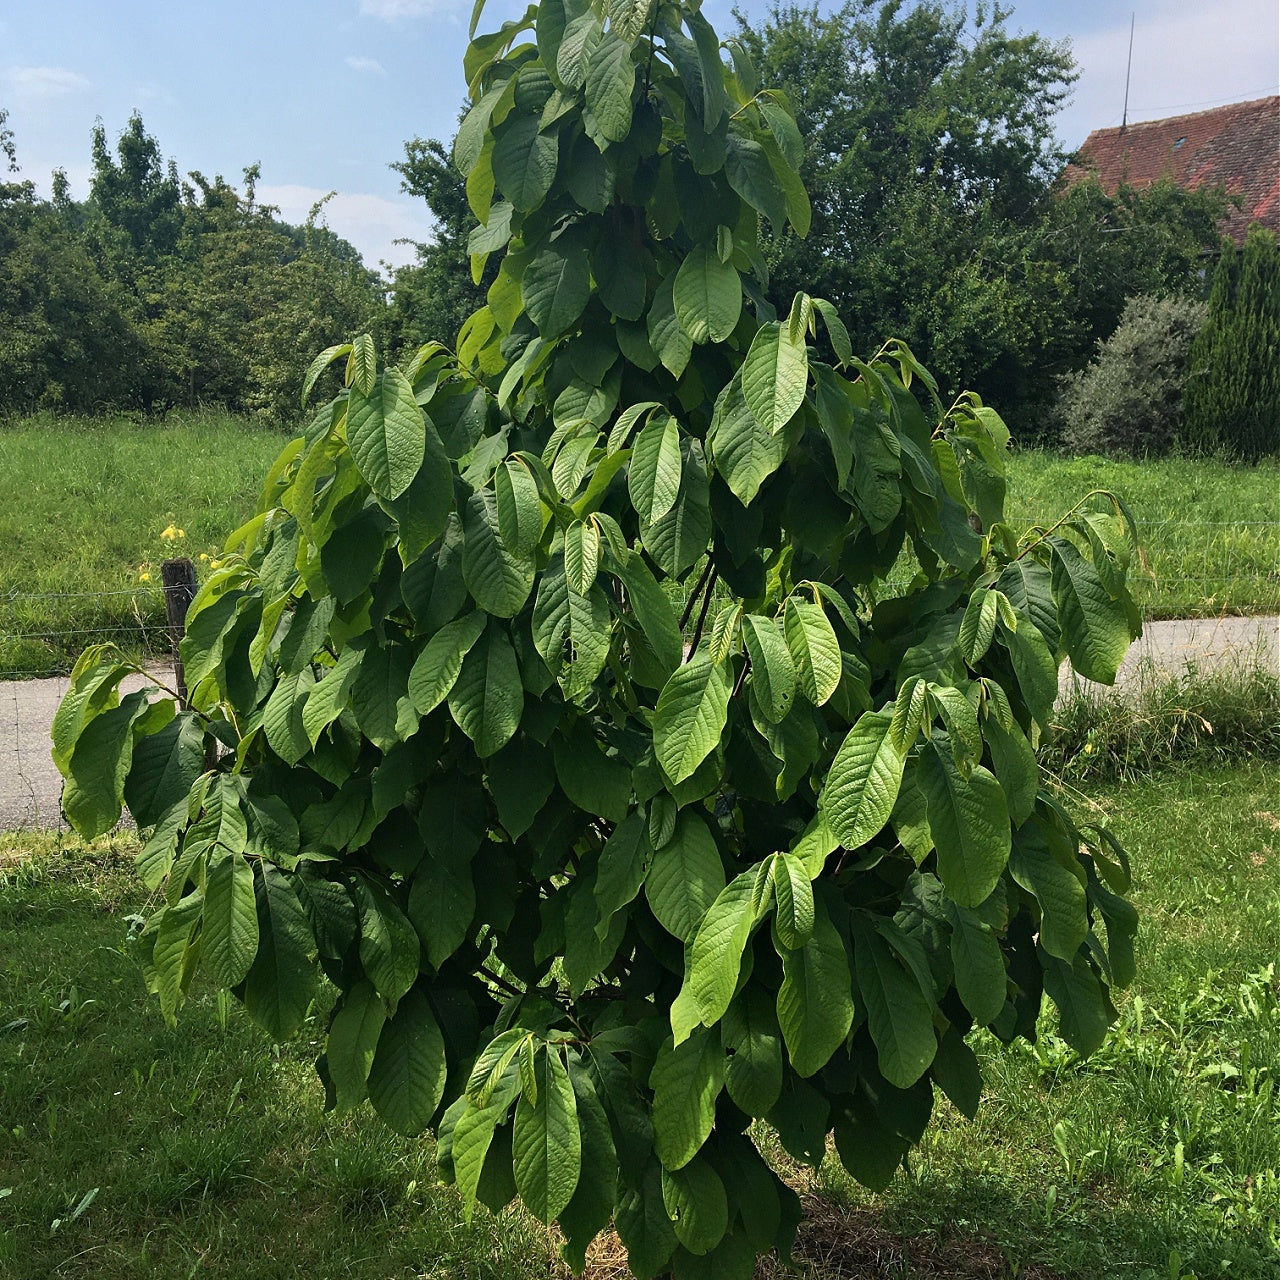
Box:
1182 227 1280 462
54 3 1142 1276
1057 294 1207 457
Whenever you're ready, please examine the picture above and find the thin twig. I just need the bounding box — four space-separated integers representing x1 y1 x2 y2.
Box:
686 568 719 660
679 558 715 631
479 966 524 999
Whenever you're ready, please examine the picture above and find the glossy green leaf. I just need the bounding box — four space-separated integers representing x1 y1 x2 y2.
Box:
776 898 854 1077
821 711 905 850
368 988 448 1136
741 614 795 723
202 850 258 988
408 611 487 716
523 242 592 337
491 114 558 211
1051 538 1134 684
646 810 726 943
721 989 783 1116
243 863 317 1042
629 412 683 524
852 915 936 1088
783 599 840 706
346 368 426 501
662 1157 729 1256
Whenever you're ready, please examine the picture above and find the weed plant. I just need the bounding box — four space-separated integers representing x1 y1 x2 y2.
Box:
1046 664 1280 781
2 766 1276 1278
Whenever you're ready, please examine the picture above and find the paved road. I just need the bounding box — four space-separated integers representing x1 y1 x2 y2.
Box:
3 616 1277 833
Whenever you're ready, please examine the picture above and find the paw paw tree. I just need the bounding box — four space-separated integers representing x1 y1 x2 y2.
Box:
53 2 1143 1274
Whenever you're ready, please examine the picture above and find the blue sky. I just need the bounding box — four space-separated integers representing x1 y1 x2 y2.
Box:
2 1 1276 272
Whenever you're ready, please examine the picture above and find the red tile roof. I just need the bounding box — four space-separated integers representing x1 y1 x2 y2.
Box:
1066 96 1279 244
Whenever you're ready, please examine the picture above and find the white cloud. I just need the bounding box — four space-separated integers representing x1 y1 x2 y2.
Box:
358 0 459 19
345 55 387 75
3 66 90 101
1058 0 1279 148
257 183 436 271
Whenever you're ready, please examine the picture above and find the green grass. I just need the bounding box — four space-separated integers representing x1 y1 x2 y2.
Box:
0 412 287 678
2 765 1277 1278
1 417 1277 679
1007 452 1280 620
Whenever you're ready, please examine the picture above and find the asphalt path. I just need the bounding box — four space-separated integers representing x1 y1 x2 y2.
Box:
3 615 1276 832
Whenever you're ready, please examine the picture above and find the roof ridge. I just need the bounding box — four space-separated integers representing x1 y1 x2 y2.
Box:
1083 95 1278 142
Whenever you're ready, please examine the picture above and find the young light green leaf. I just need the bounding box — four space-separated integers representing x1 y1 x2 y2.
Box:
770 853 814 950
462 485 536 618
1050 538 1134 685
681 871 759 1038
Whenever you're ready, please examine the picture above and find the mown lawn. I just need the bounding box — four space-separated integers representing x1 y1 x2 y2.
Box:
1 763 1276 1279
1 412 1277 678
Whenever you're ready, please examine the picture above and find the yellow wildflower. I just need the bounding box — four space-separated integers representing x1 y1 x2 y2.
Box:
139 571 152 582
161 524 179 540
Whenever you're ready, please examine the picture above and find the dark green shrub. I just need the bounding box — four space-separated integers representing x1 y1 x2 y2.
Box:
1058 293 1206 457
1183 226 1280 461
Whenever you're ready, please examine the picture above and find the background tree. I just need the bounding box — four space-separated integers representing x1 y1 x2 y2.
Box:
1182 227 1280 461
386 136 493 360
55 3 1142 1277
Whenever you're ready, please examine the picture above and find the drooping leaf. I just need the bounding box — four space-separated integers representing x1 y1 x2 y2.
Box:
674 245 743 345
650 1027 724 1170
513 1046 582 1222
741 323 807 436
821 711 905 850
368 988 448 1136
653 652 731 785
346 368 426 501
776 898 854 1077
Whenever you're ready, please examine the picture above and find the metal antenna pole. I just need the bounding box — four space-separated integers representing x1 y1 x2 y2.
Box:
1122 12 1135 129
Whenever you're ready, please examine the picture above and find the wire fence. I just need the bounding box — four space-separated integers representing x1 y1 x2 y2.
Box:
1 521 1277 831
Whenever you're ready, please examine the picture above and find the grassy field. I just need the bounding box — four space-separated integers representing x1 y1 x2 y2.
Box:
1 763 1276 1279
1 412 1277 678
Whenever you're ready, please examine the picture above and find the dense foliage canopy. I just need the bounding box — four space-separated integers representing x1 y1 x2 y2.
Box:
56 3 1144 1275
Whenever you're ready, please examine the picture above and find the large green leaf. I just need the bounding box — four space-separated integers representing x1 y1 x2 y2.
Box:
674 245 742 344
721 988 783 1116
61 690 153 839
326 980 387 1110
124 712 204 827
650 1026 724 1170
783 599 840 706
662 1157 729 1256
1001 613 1059 729
512 1047 581 1222
368 988 448 1136
645 810 725 942
615 551 684 678
356 879 421 1006
448 621 524 757
653 652 731 785
776 898 854 1077
202 850 258 988
852 915 936 1088
724 127 787 228
243 863 317 1042
1050 538 1133 684
919 740 1010 908
741 614 795 723
558 1056 619 1270
708 372 788 505
522 242 591 337
640 439 712 577
491 113 558 210
628 412 683 523
946 901 1007 1026
532 553 612 701
1009 829 1088 961
821 711 905 850
408 611 487 716
584 31 635 142
682 871 758 1037
346 368 425 501
462 485 536 617
741 323 807 435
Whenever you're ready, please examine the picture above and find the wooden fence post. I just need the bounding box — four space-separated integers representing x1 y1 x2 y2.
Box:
160 558 197 708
